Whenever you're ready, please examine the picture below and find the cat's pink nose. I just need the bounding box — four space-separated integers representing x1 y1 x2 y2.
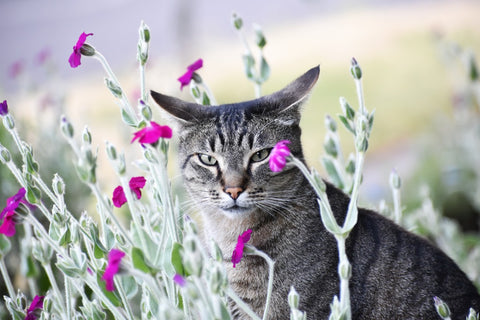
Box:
225 187 243 200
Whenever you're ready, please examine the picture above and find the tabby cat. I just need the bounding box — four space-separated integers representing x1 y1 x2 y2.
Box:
151 66 480 320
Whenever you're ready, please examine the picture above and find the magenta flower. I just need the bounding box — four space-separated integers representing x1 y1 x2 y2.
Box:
131 121 172 145
101 249 125 292
178 58 203 90
24 295 44 320
112 176 147 208
112 186 127 208
269 140 291 172
173 274 186 287
232 229 252 268
0 211 17 237
1 187 26 219
0 100 8 116
69 32 93 68
129 176 146 199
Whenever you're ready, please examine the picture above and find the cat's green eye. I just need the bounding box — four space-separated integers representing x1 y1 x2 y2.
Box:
198 154 218 166
250 149 271 163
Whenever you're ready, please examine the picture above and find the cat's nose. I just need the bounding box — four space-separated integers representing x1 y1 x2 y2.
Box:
224 187 243 200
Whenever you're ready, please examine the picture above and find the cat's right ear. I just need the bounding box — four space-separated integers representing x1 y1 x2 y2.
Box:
150 90 212 126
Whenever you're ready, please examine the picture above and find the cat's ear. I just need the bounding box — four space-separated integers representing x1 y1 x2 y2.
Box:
150 90 212 125
250 65 320 123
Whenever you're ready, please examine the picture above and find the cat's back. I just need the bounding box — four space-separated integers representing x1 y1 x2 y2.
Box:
346 205 480 319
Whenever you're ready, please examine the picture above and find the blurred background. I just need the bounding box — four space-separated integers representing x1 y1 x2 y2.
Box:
1 0 480 226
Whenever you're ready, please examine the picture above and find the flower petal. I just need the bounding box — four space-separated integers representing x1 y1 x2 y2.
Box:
269 140 291 172
0 211 17 237
0 100 9 116
112 186 127 208
102 249 125 292
231 229 252 268
187 58 203 72
129 176 146 199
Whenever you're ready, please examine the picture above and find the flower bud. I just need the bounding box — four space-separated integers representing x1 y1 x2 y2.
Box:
254 24 267 49
139 21 150 43
79 43 96 56
345 154 356 175
325 115 337 132
232 13 243 30
82 126 92 145
105 141 117 161
466 308 479 320
467 51 479 81
60 116 74 139
288 286 300 309
434 297 451 319
389 169 401 189
350 57 362 80
105 78 123 99
140 101 152 121
26 186 41 204
52 173 65 196
339 97 355 121
324 133 338 158
209 264 227 293
0 144 11 163
2 114 15 130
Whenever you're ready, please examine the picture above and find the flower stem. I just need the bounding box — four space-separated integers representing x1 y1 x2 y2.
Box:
43 263 65 312
226 288 261 320
247 247 275 320
0 257 16 299
65 277 73 320
115 277 135 320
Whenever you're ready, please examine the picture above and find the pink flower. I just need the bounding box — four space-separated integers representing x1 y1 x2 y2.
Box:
173 274 186 287
269 140 291 172
101 249 125 292
1 187 26 219
112 186 127 208
131 121 172 145
8 60 23 79
36 48 51 66
69 32 93 68
0 211 17 237
25 295 44 320
178 58 203 90
112 176 147 208
129 176 146 199
232 229 252 268
0 100 8 116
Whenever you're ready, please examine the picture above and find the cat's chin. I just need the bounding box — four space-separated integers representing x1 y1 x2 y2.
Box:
220 205 254 219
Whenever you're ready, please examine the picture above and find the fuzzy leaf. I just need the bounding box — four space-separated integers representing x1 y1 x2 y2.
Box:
132 247 152 274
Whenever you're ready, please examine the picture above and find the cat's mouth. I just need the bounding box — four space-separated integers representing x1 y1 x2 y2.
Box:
221 204 252 216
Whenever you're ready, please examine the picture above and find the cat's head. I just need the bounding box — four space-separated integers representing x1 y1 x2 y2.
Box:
151 66 319 219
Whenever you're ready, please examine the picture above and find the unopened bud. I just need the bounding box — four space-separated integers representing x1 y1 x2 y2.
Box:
104 78 123 99
324 134 338 158
254 24 267 49
2 114 15 130
325 115 337 132
82 126 92 145
232 13 243 30
79 43 96 56
288 286 300 309
389 169 401 189
139 21 150 43
60 116 74 139
350 57 362 80
338 260 352 280
434 297 451 319
53 174 65 196
0 145 11 163
140 100 152 121
105 141 117 161
339 97 355 121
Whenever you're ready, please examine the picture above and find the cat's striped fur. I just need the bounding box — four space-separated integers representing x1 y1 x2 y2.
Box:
151 66 480 319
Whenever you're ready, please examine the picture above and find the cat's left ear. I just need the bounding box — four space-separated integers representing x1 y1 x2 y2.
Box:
253 65 320 123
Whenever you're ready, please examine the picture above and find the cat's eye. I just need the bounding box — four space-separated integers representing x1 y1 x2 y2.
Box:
250 149 271 163
198 153 218 166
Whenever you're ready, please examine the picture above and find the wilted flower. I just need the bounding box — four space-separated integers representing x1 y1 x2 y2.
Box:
69 32 94 68
232 229 252 268
0 100 8 116
178 58 203 90
101 249 125 291
269 140 291 172
131 121 172 145
24 295 45 320
173 274 186 287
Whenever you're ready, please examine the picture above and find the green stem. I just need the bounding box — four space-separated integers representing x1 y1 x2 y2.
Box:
0 257 16 299
226 288 261 320
43 263 65 312
85 276 127 320
392 186 402 224
335 235 351 320
65 277 73 320
247 247 275 320
115 277 135 320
